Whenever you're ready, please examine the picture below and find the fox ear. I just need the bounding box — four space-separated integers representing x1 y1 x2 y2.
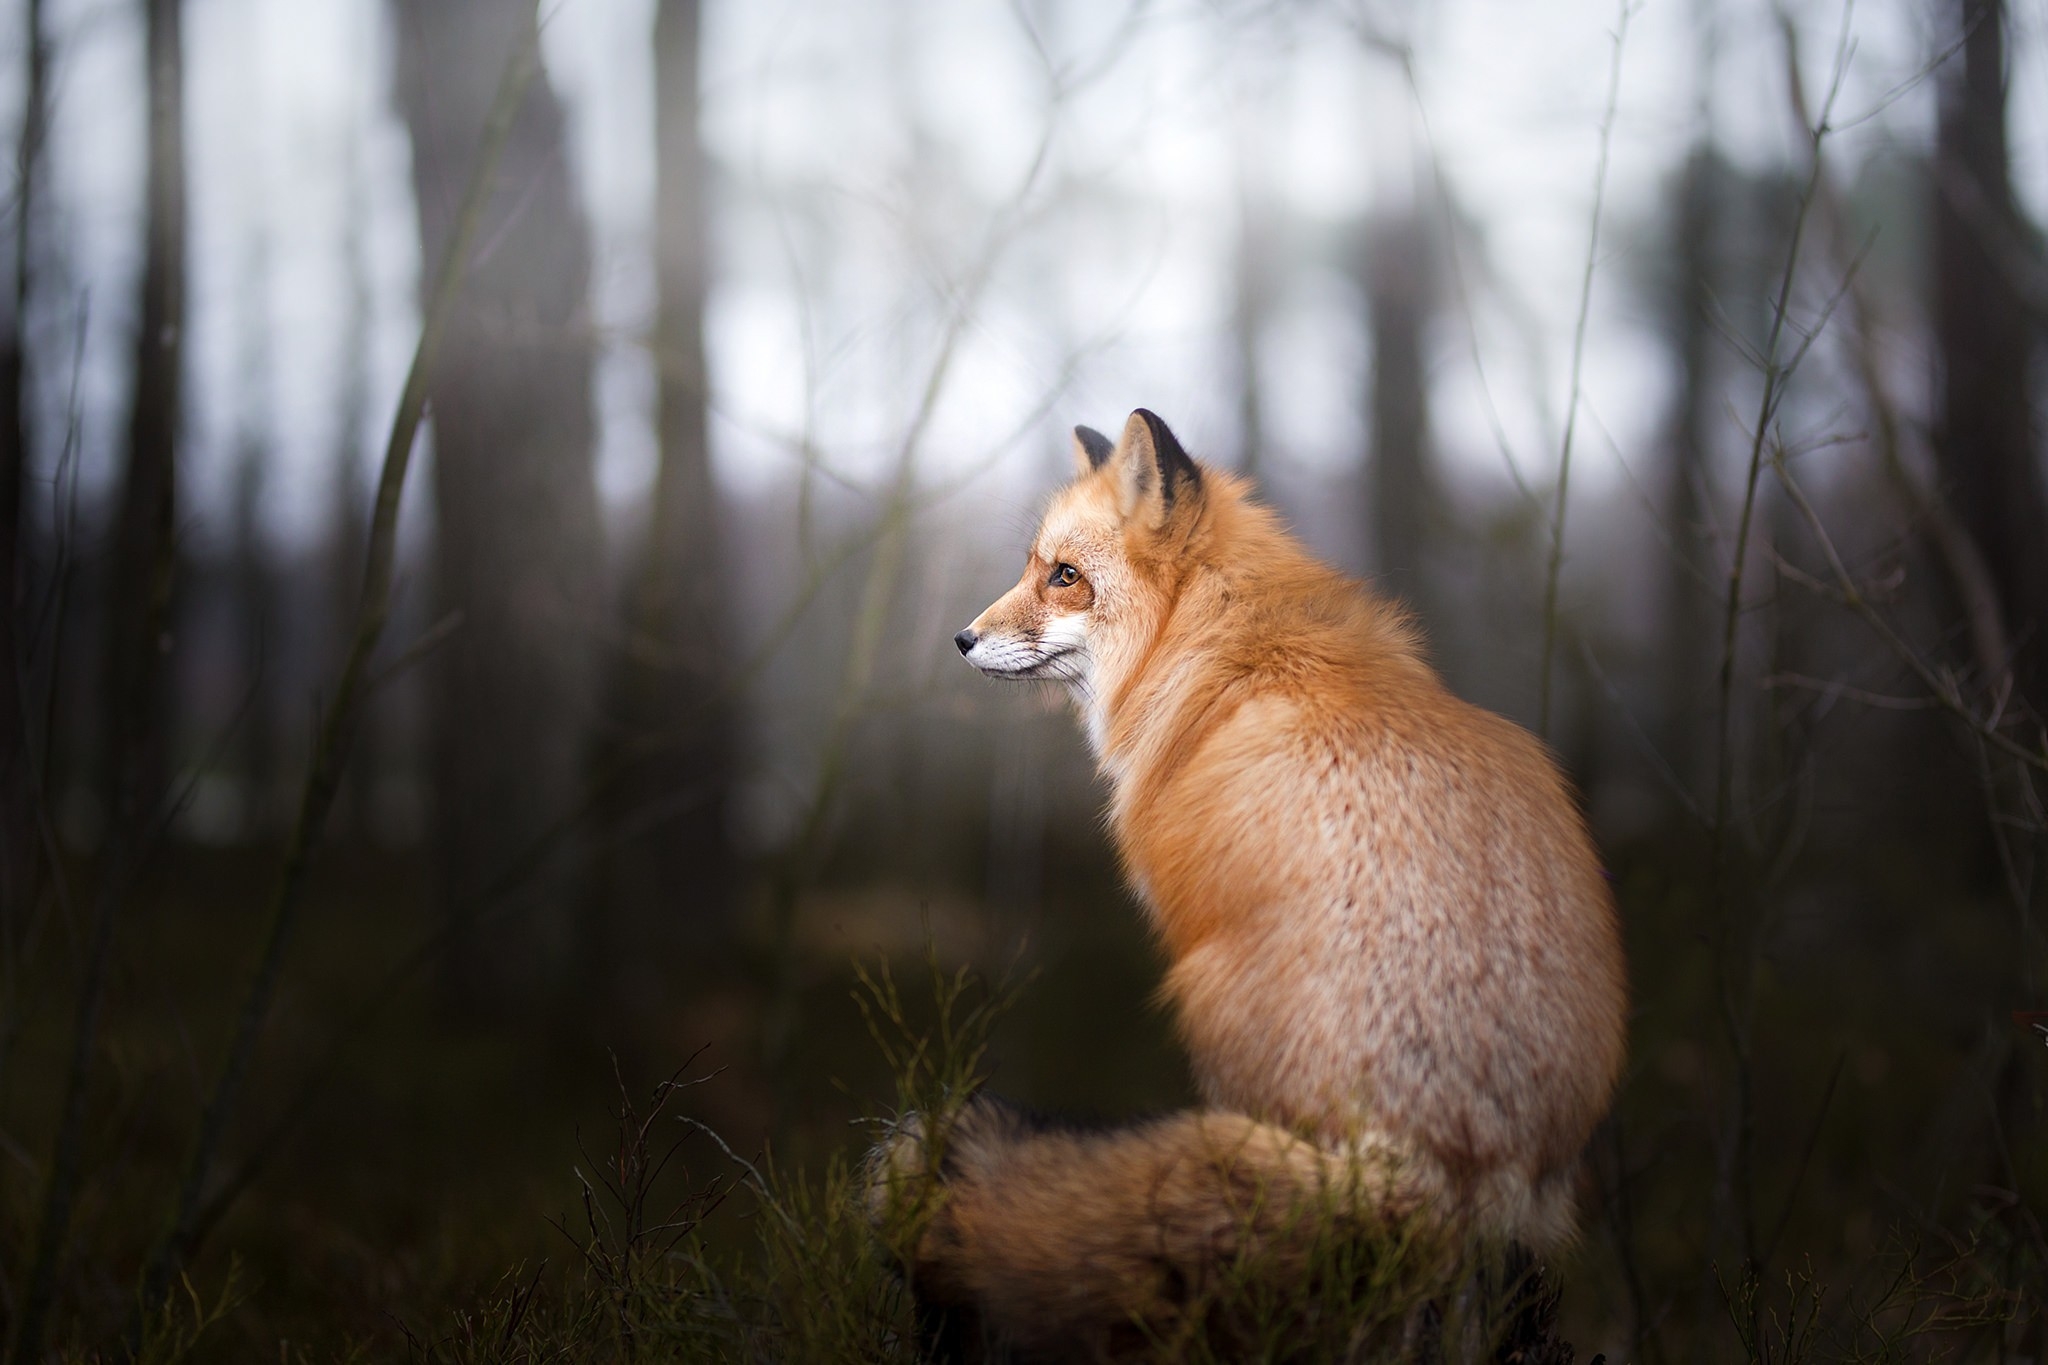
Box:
1071 425 1114 475
1109 409 1201 529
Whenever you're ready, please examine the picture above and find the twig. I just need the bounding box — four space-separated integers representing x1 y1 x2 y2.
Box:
1396 41 1538 508
362 610 463 696
12 0 182 1342
1970 728 2042 1016
756 59 1078 1111
1597 1115 1661 1365
175 368 1092 1249
1791 26 2013 696
1388 23 1710 821
1538 0 1633 739
1762 1050 1845 1263
1701 2 1857 1289
1578 634 1708 823
128 15 545 1332
0 302 81 1103
1770 458 2044 775
1715 5 1854 844
1761 672 1941 712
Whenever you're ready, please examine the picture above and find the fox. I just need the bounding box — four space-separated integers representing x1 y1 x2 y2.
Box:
872 409 1628 1359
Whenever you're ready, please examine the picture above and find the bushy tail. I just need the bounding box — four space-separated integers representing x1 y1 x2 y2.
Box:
866 1094 1546 1363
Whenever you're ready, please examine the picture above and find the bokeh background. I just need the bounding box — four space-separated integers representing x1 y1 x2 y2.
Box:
1 0 2044 1358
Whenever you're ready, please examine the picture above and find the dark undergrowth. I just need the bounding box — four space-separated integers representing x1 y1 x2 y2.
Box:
74 947 2037 1365
7 850 2042 1364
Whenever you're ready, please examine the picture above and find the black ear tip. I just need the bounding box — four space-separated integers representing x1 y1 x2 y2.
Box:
1130 408 1197 479
1074 425 1113 469
1130 407 1178 448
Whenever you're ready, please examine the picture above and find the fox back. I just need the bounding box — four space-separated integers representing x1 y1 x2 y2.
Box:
957 410 1628 1247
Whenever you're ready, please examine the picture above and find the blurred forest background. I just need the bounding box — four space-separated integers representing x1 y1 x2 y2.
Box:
0 0 2044 1358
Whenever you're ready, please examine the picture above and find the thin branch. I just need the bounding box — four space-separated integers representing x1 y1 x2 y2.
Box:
1715 3 1853 843
129 17 546 1329
1538 0 1633 738
1772 455 2046 774
1761 1051 1845 1263
1391 49 1537 507
1699 0 1858 1293
0 302 80 1103
11 0 181 1344
1798 86 2013 693
754 54 1100 1109
1761 672 1941 712
362 610 463 697
1578 634 1709 823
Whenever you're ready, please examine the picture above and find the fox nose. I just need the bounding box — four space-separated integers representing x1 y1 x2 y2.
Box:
954 628 978 656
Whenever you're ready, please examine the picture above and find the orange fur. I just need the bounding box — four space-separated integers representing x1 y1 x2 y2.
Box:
913 409 1628 1350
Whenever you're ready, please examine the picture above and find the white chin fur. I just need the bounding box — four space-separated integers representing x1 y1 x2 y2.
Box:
963 633 1088 685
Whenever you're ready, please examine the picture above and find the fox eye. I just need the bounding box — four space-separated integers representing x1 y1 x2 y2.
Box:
1049 563 1081 588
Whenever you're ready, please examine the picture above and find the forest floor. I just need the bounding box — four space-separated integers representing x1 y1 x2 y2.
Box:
3 840 2042 1361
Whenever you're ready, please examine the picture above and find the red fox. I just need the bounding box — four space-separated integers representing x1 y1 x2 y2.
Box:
878 410 1627 1357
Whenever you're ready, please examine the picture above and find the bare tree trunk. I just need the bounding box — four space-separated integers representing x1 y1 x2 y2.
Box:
103 0 184 830
227 230 275 841
1363 210 1434 613
13 0 178 1356
585 0 737 1016
1931 0 2048 1235
1933 0 2048 712
229 440 274 838
393 0 602 1007
0 0 46 935
1659 145 1724 788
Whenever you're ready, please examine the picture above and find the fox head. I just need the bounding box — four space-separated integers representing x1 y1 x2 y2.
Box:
955 408 1206 751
